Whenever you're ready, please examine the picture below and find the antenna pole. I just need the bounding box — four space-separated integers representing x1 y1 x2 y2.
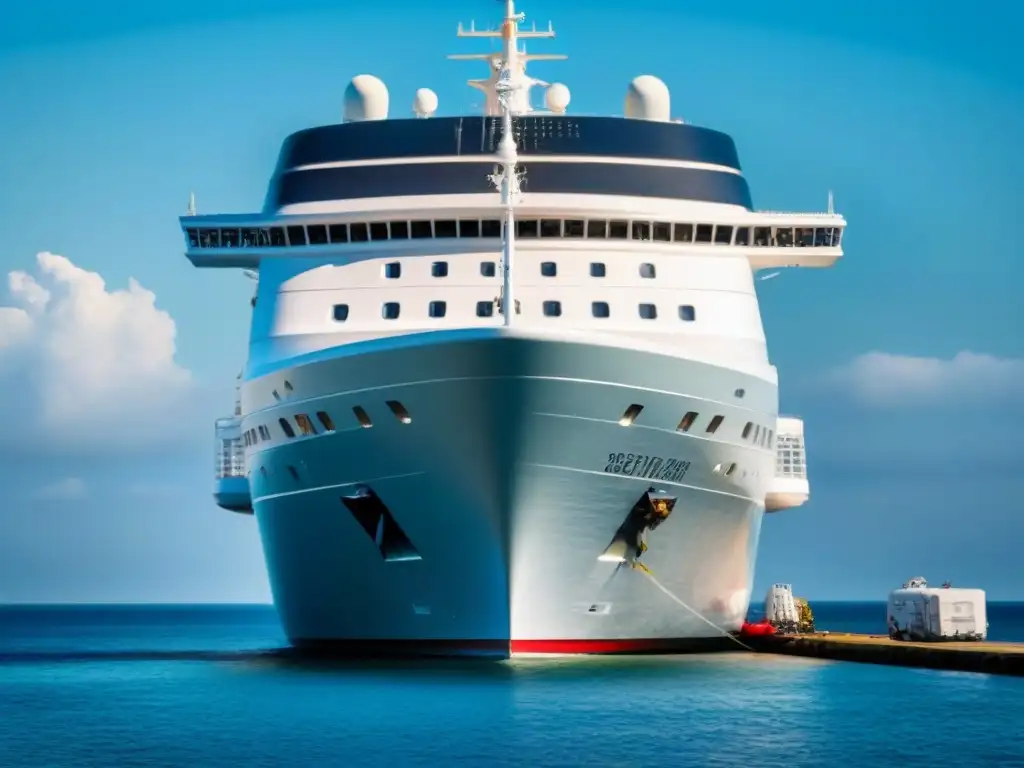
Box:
492 57 522 327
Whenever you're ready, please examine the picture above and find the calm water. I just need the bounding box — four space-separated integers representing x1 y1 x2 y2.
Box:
2 604 1023 767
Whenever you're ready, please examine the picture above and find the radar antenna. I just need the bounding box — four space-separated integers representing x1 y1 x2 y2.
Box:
487 61 523 327
186 191 196 216
449 1 566 115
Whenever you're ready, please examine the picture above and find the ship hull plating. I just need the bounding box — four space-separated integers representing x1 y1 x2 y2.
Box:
245 331 775 656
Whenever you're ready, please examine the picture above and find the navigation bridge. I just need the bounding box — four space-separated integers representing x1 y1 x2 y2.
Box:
765 417 809 512
214 376 251 514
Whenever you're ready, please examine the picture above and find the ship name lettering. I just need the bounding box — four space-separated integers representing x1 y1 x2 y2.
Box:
603 453 691 482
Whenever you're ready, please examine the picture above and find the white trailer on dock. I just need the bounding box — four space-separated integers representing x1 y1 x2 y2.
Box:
887 577 987 642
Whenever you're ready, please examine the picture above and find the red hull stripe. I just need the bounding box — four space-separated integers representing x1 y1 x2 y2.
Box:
510 638 729 654
292 637 735 656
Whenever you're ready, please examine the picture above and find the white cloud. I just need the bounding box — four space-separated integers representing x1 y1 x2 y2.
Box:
33 477 87 500
0 252 194 453
825 350 1024 407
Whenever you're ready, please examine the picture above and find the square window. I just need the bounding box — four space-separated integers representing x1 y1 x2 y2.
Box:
590 262 606 277
429 301 447 318
734 226 750 246
695 224 713 243
332 304 349 322
517 220 539 238
679 305 696 321
382 302 400 319
384 262 401 279
540 261 557 277
673 223 694 242
639 303 657 319
434 219 457 238
480 261 496 277
328 224 349 243
307 224 328 244
587 220 607 239
410 220 433 238
481 219 501 238
543 300 562 317
632 222 651 241
652 222 671 242
540 219 562 237
459 219 480 237
350 222 369 242
286 226 307 246
592 301 610 318
432 261 449 278
609 220 629 239
639 263 656 278
714 225 733 244
753 226 771 246
390 221 409 239
564 219 584 238
476 300 495 317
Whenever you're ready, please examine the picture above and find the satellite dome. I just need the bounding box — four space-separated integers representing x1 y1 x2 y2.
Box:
413 88 438 118
545 83 571 114
343 74 389 122
624 75 670 122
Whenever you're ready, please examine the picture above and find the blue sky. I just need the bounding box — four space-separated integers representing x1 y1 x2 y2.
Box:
0 0 1021 603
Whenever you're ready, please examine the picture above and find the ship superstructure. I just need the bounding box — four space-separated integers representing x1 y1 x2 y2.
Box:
189 0 841 656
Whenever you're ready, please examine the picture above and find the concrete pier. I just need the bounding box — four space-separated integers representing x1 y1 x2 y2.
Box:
746 632 1024 677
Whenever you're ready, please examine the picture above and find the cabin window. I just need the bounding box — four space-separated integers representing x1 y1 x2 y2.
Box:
541 262 557 277
619 404 644 427
540 219 561 237
632 222 651 241
431 261 448 278
286 226 307 246
590 262 606 277
674 223 693 242
295 414 317 436
639 263 656 279
328 224 348 243
543 300 562 317
587 220 607 239
481 219 501 238
429 301 447 318
725 463 737 476
638 303 657 320
706 415 724 434
390 221 409 239
609 220 629 239
480 261 496 277
386 401 412 424
714 225 733 245
678 305 696 322
410 220 432 238
695 224 713 243
652 222 671 242
434 219 457 238
382 302 400 319
350 222 369 242
742 422 754 439
317 411 335 432
564 219 585 238
352 406 373 428
332 304 349 322
677 411 698 432
517 220 539 238
307 224 328 244
592 301 610 318
278 418 296 438
476 300 495 317
384 262 401 279
459 219 480 237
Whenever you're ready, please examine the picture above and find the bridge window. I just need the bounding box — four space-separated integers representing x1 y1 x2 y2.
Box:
517 220 539 238
434 219 457 238
332 304 349 322
678 305 696 321
833 227 843 245
481 219 501 238
592 301 610 318
564 219 584 238
695 224 713 243
540 219 561 237
706 415 724 434
632 222 651 241
677 412 698 432
476 300 494 317
460 219 480 237
796 227 814 247
328 224 348 243
674 223 693 242
639 303 657 320
387 400 412 424
753 227 770 246
609 220 629 239
198 230 220 247
186 229 199 247
411 220 432 238
639 263 656 279
480 261 496 277
541 261 557 277
714 225 733 245
432 262 448 278
543 300 562 317
384 262 401 279
307 224 328 244
353 406 373 428
390 221 409 239
587 220 607 239
775 227 794 247
286 226 307 246
742 422 753 439
653 222 671 242
317 411 335 432
382 302 401 319
735 227 750 246
590 262 606 277
429 301 447 318
813 227 830 247
221 229 240 248
240 228 258 246
369 222 388 241
270 227 286 246
350 222 369 242
295 414 317 436
278 418 296 438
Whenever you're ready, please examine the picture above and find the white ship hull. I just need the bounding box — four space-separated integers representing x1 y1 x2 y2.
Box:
244 329 776 656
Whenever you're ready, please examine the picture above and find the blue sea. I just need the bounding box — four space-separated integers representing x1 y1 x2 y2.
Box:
2 603 1023 767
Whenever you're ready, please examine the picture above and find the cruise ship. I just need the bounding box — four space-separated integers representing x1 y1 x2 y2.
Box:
190 1 844 656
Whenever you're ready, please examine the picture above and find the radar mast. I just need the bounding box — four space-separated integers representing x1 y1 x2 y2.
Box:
449 0 566 115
